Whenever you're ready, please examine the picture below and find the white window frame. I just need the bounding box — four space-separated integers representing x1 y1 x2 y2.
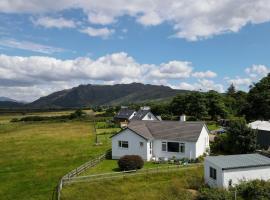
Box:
209 167 217 180
162 141 185 153
118 141 129 149
162 141 167 152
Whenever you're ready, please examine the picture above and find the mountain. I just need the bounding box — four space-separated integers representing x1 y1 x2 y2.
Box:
0 101 25 108
29 83 190 108
0 97 17 102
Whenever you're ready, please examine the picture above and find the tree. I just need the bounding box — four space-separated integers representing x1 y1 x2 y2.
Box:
226 120 257 154
170 94 187 116
185 92 207 120
226 83 236 97
246 73 270 120
206 90 228 120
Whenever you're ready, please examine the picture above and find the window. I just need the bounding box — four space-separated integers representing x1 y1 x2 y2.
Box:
149 142 152 154
209 167 217 180
162 142 167 151
118 141 128 148
167 142 180 152
148 114 152 119
140 142 144 147
180 143 185 153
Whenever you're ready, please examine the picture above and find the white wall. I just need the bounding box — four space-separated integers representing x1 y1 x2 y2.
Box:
142 112 157 121
204 160 224 188
111 129 149 160
204 159 270 188
152 140 196 160
195 126 210 157
223 166 270 188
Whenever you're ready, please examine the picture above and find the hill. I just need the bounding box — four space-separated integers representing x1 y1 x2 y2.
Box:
0 101 25 109
29 83 189 108
0 97 17 102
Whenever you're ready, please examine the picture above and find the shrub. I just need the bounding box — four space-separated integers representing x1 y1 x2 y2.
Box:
197 187 233 200
118 155 144 171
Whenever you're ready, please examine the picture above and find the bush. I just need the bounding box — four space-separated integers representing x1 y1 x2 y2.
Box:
118 155 144 171
197 187 233 200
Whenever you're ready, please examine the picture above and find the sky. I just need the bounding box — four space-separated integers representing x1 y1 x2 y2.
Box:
0 0 270 102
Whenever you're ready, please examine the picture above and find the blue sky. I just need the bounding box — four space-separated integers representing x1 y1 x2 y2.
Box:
0 1 270 101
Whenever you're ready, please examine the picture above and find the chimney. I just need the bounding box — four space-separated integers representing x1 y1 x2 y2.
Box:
180 114 186 122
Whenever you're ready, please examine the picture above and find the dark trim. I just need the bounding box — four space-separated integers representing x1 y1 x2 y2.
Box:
110 127 149 141
222 164 270 171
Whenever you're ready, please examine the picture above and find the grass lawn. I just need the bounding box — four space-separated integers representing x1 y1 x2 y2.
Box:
0 120 112 200
207 123 221 131
80 159 173 175
0 109 94 124
61 165 203 200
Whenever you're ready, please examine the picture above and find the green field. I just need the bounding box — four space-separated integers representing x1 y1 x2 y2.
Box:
61 165 203 200
0 115 112 200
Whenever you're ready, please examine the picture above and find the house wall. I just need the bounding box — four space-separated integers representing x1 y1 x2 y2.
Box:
128 112 136 120
222 166 270 188
111 129 148 160
204 159 223 188
195 126 210 157
152 139 197 160
142 112 157 121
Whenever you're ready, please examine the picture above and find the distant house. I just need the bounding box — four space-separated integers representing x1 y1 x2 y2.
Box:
114 107 136 128
114 106 160 128
248 121 270 149
204 154 270 188
131 106 159 121
111 120 210 161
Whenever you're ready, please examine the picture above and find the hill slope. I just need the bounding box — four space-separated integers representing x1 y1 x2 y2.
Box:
29 83 189 108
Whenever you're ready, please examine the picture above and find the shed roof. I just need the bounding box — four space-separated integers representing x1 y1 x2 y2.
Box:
205 153 270 170
248 121 270 131
121 120 206 142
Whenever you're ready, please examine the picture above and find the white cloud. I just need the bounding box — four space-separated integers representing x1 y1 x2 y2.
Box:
0 52 220 101
192 70 217 78
228 77 252 88
176 79 224 92
80 27 115 38
245 64 269 78
1 0 270 40
0 38 65 54
32 16 76 29
149 61 193 79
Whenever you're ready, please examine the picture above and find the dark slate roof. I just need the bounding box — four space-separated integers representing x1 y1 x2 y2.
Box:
131 109 150 120
205 154 270 170
114 108 135 119
125 120 206 142
131 110 158 120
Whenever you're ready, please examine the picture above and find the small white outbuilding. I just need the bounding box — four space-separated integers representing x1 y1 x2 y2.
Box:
204 154 270 188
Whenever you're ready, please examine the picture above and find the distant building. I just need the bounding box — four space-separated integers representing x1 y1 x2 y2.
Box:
131 106 159 121
114 106 160 128
114 107 136 128
205 154 270 188
111 120 210 161
248 121 270 150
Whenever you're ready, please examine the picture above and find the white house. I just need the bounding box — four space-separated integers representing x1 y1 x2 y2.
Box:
204 154 270 188
131 106 159 121
111 120 210 161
